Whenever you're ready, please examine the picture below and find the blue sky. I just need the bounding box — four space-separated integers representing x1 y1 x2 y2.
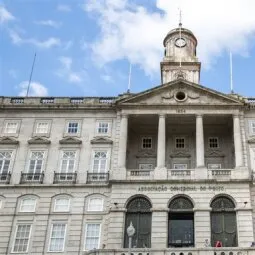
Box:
1 0 255 97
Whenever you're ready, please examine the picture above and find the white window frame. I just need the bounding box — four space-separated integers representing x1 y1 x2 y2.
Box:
96 122 110 135
175 137 185 149
91 150 108 173
48 223 67 252
12 224 32 253
173 164 188 170
54 197 70 212
208 137 219 149
3 120 20 135
65 120 81 136
138 163 154 170
141 137 153 149
35 121 49 134
0 150 13 174
84 223 101 251
208 163 222 169
88 198 104 212
20 197 37 212
59 150 77 173
250 120 255 135
27 150 46 174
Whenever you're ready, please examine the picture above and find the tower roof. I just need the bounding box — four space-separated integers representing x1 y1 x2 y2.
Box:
163 26 197 47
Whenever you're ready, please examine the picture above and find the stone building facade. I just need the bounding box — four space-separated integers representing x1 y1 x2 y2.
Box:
0 24 255 255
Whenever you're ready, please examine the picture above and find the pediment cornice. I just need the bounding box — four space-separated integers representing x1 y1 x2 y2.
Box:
0 136 19 145
28 137 51 145
91 137 113 145
59 137 82 145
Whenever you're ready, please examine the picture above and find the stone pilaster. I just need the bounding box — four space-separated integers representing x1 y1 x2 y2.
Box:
118 114 128 169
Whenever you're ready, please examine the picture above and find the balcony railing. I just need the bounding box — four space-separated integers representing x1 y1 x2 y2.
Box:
168 169 195 179
127 169 154 180
87 172 109 183
208 169 232 179
20 172 44 184
84 248 255 255
53 172 77 184
0 172 11 184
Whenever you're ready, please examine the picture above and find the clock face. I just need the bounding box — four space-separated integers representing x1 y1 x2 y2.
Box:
175 38 186 47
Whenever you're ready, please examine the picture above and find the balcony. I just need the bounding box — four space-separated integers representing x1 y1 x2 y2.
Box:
53 172 77 184
0 172 11 184
20 172 44 184
127 169 154 180
87 172 109 183
84 248 255 255
168 169 195 180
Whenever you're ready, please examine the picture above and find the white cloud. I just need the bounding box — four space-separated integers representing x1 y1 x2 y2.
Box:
18 81 48 96
34 20 61 28
83 0 255 75
57 4 71 12
56 57 83 83
9 30 61 48
0 6 15 24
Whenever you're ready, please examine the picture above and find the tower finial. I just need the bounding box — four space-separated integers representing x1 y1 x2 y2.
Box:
179 9 182 27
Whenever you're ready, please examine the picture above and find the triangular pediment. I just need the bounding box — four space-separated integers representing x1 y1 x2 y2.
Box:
59 137 82 144
91 137 113 144
0 137 19 145
28 137 51 145
170 151 191 158
248 137 255 144
205 150 225 157
117 79 243 106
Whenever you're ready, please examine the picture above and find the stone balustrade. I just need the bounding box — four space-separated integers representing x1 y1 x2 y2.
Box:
84 248 255 255
127 169 154 180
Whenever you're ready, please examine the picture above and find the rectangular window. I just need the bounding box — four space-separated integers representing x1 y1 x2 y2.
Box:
208 164 221 169
67 122 79 134
142 137 152 149
49 223 66 252
139 163 153 170
28 151 45 174
88 198 104 211
92 151 107 173
173 164 188 170
97 122 109 134
175 137 185 149
209 137 219 148
5 122 18 134
12 224 32 253
84 223 101 250
20 198 36 212
251 121 255 134
0 151 12 174
60 151 76 173
54 198 70 212
35 122 49 134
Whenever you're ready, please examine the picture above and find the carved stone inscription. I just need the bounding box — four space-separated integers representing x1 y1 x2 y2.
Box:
138 185 225 192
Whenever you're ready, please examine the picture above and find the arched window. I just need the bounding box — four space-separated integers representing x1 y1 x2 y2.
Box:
124 197 152 248
20 197 37 212
211 196 237 247
168 196 194 247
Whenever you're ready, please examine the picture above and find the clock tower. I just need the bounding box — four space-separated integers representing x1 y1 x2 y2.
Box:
160 23 201 84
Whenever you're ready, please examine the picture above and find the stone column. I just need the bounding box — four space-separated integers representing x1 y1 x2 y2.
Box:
118 114 128 169
196 114 205 167
233 115 243 167
157 114 166 168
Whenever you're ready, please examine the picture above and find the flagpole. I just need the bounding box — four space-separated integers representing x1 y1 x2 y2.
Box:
230 51 234 93
127 63 132 93
179 9 182 68
26 53 37 97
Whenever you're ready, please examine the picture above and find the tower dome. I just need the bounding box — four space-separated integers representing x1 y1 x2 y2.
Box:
160 24 201 84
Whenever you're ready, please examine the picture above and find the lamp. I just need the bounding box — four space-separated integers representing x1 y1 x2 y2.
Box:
127 222 135 255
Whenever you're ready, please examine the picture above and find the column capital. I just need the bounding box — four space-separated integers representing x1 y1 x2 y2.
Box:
196 114 203 118
233 114 240 119
158 114 166 118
